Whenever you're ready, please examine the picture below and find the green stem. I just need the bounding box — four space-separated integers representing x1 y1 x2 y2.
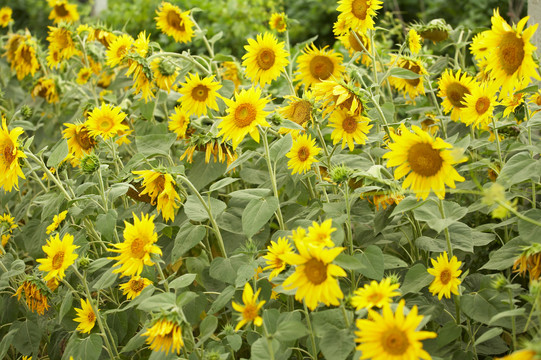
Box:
25 152 72 201
303 302 318 360
496 199 541 227
148 52 211 75
508 289 517 351
314 123 332 169
261 128 285 230
262 321 276 360
156 261 170 292
491 118 503 165
97 166 108 212
437 199 453 257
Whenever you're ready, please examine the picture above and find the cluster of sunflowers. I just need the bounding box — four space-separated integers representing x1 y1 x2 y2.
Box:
1 0 541 359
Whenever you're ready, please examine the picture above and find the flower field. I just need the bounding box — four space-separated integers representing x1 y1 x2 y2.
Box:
1 1 541 359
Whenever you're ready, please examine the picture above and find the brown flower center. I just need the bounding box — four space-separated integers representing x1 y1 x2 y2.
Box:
130 279 146 292
87 310 95 323
535 95 541 106
191 85 209 102
167 10 185 32
407 142 443 177
116 45 128 59
304 258 327 285
242 303 258 321
348 31 365 52
234 103 257 128
440 269 452 285
256 48 276 70
446 82 470 108
351 0 369 20
382 327 410 355
54 4 69 17
297 146 310 162
130 238 146 259
309 56 334 81
52 251 65 270
75 128 96 151
404 63 422 87
291 101 311 125
342 116 358 133
475 96 491 115
20 46 33 64
499 32 524 75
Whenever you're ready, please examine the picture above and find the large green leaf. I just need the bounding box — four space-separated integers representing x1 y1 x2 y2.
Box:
497 152 540 188
242 196 279 238
357 245 384 280
135 133 177 157
62 333 103 360
184 195 227 222
171 222 206 261
400 263 433 294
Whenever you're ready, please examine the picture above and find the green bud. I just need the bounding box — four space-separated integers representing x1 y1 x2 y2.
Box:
223 323 235 335
78 257 91 270
80 154 100 174
270 113 284 126
491 274 508 291
21 105 33 119
386 272 401 286
330 164 353 184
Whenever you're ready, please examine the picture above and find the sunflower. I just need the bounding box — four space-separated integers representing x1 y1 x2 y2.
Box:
125 58 155 103
46 210 68 235
46 47 62 69
3 33 25 65
338 30 372 65
427 252 462 299
282 238 346 310
497 350 537 360
269 12 287 32
31 77 59 104
76 67 92 85
306 219 336 247
232 283 266 330
408 28 422 54
362 191 405 210
151 58 178 92
336 0 383 35
351 278 400 310
0 213 17 235
12 38 40 80
37 233 79 281
461 80 500 128
120 276 152 300
156 180 180 222
528 90 541 116
220 61 242 91
355 300 437 360
168 106 190 139
294 44 344 89
0 7 12 27
286 133 321 175
218 87 270 149
14 278 51 315
388 56 428 100
312 78 364 117
74 298 97 334
420 113 440 136
47 26 79 62
242 32 289 86
105 34 134 68
470 31 490 61
278 94 313 134
132 171 180 221
108 213 162 277
143 317 184 354
484 9 540 97
329 109 372 151
502 91 525 118
155 2 194 44
437 69 476 122
513 244 541 281
263 237 294 280
48 0 79 24
85 103 128 140
383 124 465 200
177 73 222 116
0 116 26 192
63 123 97 161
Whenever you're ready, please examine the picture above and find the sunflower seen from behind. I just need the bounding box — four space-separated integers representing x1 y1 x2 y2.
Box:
0 116 26 192
177 73 222 116
155 2 194 44
329 108 372 151
383 124 465 200
232 282 266 330
263 237 294 280
437 69 476 122
143 316 184 354
351 278 400 310
85 103 128 140
427 251 462 299
242 32 289 87
37 233 79 281
74 298 97 334
286 133 320 175
151 58 178 92
294 44 344 89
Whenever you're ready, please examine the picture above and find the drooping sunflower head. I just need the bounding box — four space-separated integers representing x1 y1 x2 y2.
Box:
408 28 422 54
232 282 266 330
286 133 321 175
0 7 13 27
269 12 287 32
47 26 79 61
85 103 129 140
48 0 79 24
513 243 541 281
294 43 345 89
12 37 40 80
427 251 462 299
242 32 290 86
74 298 97 334
36 233 79 281
143 316 184 354
63 123 97 161
412 19 452 43
155 1 194 44
14 277 51 315
437 69 476 121
31 77 59 104
4 33 25 64
388 56 428 100
328 108 372 151
0 116 27 192
313 78 365 117
132 169 171 204
350 278 401 310
151 58 178 92
177 73 222 116
263 237 295 280
120 276 152 300
278 94 314 134
336 0 383 34
156 180 181 222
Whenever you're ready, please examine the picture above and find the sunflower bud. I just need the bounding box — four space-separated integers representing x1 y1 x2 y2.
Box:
78 256 90 270
223 323 235 335
491 274 508 291
80 154 100 174
205 351 221 360
270 113 284 126
21 105 33 119
330 164 353 184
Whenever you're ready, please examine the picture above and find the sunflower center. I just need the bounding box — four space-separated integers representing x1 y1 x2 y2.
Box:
87 310 95 323
256 48 276 70
167 10 185 32
382 327 410 355
20 47 33 64
475 96 491 115
37 85 49 98
309 56 334 81
155 175 166 193
292 101 311 125
52 251 65 270
342 116 358 133
76 129 95 151
304 258 327 285
407 142 443 177
234 103 257 128
535 96 541 106
297 146 310 162
54 4 69 17
446 82 470 108
131 279 146 292
191 85 209 102
242 303 258 321
348 31 365 52
404 63 421 87
440 269 452 285
130 238 146 259
116 45 128 59
351 0 369 20
499 32 524 75
99 116 114 131
367 292 383 304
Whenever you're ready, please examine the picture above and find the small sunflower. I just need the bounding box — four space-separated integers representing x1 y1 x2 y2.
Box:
502 91 525 118
408 28 422 54
232 283 266 331
151 58 178 92
338 30 372 65
132 170 180 222
143 317 184 354
155 2 194 44
427 251 462 299
350 278 400 310
31 77 59 104
0 7 13 27
329 109 372 151
4 33 24 65
388 56 428 100
48 0 79 24
461 80 500 128
177 73 222 116
120 276 152 299
14 278 51 315
85 103 129 140
37 233 79 281
336 0 383 35
263 237 294 280
470 31 490 61
168 106 190 139
0 116 27 192
286 133 320 175
218 87 270 149
528 90 541 110
383 124 465 200
305 219 336 247
12 38 40 80
108 213 162 278
105 34 134 68
74 298 97 334
156 180 181 222
242 32 289 86
312 78 364 117
355 300 436 360
294 44 345 88
269 12 287 32
420 113 440 136
46 210 68 235
76 67 92 85
278 94 314 134
437 69 476 122
63 123 97 161
47 26 79 62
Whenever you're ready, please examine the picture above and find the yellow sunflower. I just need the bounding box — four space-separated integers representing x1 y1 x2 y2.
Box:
46 47 62 69
329 109 372 151
427 251 462 299
219 61 242 91
269 12 287 32
63 123 97 161
529 90 541 109
461 80 500 128
484 9 540 97
151 58 178 92
143 317 184 354
336 0 383 35
294 44 345 89
218 87 270 149
278 93 314 135
46 210 68 235
263 237 294 280
168 106 190 139
108 213 162 277
177 73 222 116
497 350 537 360
242 32 289 86
0 7 13 27
85 103 129 140
4 34 25 65
502 91 525 118
0 116 26 192
383 124 465 200
437 69 476 122
363 191 405 210
306 219 336 247
420 113 440 136
37 233 79 281
12 38 40 80
286 133 321 175
74 298 97 334
14 278 50 315
408 28 422 54
47 26 79 62
132 170 180 222
350 278 400 310
388 56 428 100
0 213 17 234
232 283 266 331
125 58 155 103
156 180 180 222
31 77 59 104
338 30 372 65
155 1 194 44
470 31 490 61
312 78 364 117
119 276 152 300
105 34 134 68
355 300 437 360
48 0 79 24
76 67 92 85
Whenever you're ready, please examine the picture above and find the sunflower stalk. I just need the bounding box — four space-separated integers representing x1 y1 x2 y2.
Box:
262 321 276 360
303 302 318 360
261 128 286 231
25 151 72 202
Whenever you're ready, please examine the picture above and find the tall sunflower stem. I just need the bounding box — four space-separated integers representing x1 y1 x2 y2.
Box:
262 321 276 360
343 184 356 286
25 151 72 201
507 289 517 350
303 302 318 360
491 118 503 165
261 129 286 230
156 261 170 292
314 165 330 203
97 166 109 212
437 199 454 257
314 123 332 169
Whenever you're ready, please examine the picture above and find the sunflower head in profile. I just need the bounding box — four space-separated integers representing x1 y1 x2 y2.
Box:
178 73 222 116
383 124 466 200
14 277 51 315
336 0 383 35
0 116 26 192
85 103 129 140
294 43 345 89
286 133 321 175
437 69 476 122
63 123 97 162
37 233 79 281
4 33 25 65
47 26 79 62
412 19 452 43
13 37 40 80
143 316 184 354
351 278 400 310
278 93 314 135
31 77 59 104
48 0 79 24
388 56 428 100
329 108 372 151
461 80 500 129
408 28 422 54
263 237 294 280
155 1 194 44
120 276 152 300
355 300 437 360
242 32 289 86
168 106 190 139
218 87 270 149
151 58 178 92
74 298 97 334
269 12 287 32
338 30 372 66
232 282 266 330
427 251 462 299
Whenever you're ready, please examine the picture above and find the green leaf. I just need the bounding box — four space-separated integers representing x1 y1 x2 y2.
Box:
208 285 235 315
269 134 293 162
242 196 279 238
135 133 177 157
497 152 540 188
0 328 17 359
121 328 147 353
171 223 206 261
480 237 528 270
226 150 256 172
280 119 305 131
436 322 462 348
187 153 227 190
92 268 118 290
275 320 308 341
383 254 408 269
400 263 433 294
169 273 196 290
12 319 42 356
197 315 218 345
88 258 113 273
318 325 355 360
488 309 526 325
184 195 227 222
413 200 467 233
518 209 541 243
389 67 421 79
58 291 73 324
251 337 280 360
226 334 242 351
335 253 364 271
207 177 240 193
461 293 501 325
209 256 245 285
357 245 384 280
137 292 176 312
63 333 103 360
229 188 272 201
95 209 118 241
391 196 425 216
107 183 130 201
47 139 69 168
474 327 502 346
